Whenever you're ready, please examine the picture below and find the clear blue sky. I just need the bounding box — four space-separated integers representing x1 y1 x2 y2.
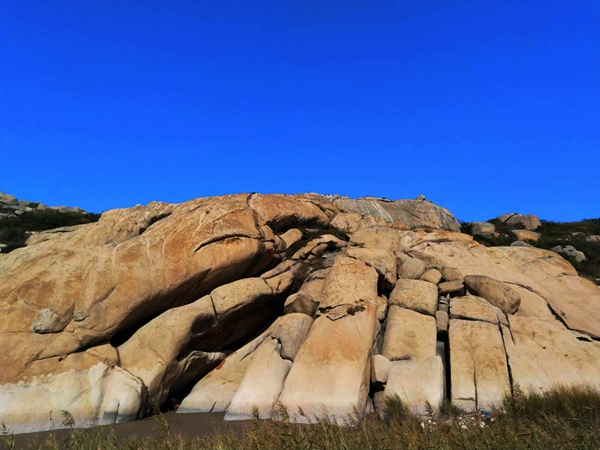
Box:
1 1 598 222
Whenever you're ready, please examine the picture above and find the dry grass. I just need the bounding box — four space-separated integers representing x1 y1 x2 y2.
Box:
3 385 600 449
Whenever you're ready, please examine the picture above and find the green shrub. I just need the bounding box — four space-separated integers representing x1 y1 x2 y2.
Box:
463 217 600 285
0 210 101 253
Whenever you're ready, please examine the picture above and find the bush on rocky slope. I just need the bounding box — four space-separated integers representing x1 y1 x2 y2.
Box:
464 218 600 285
0 209 101 253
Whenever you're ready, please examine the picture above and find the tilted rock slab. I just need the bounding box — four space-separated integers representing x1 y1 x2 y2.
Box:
333 198 461 232
177 330 271 413
502 316 600 393
0 361 147 435
0 194 329 433
0 194 328 382
223 313 313 420
464 275 521 315
278 256 379 423
118 270 297 406
450 296 507 326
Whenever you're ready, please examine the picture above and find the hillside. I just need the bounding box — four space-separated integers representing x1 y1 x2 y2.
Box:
0 192 99 253
462 214 600 285
0 192 599 444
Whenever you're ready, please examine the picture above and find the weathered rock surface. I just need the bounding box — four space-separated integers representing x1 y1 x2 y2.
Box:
346 246 397 292
450 296 507 325
177 331 270 413
371 354 392 385
283 291 319 317
333 198 461 231
408 230 600 338
420 268 443 285
502 316 600 394
436 310 449 334
464 275 521 315
438 280 466 297
292 234 346 260
0 361 147 434
278 256 379 423
397 253 427 279
449 319 510 411
389 279 438 316
330 212 388 234
224 338 292 420
381 306 437 361
2 193 600 433
384 356 445 415
442 266 464 282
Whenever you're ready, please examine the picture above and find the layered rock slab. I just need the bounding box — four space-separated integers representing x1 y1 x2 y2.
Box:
381 306 437 361
384 356 445 415
224 338 293 420
389 279 438 316
0 362 147 434
119 273 295 405
502 316 600 393
449 319 511 411
177 331 270 413
278 256 379 423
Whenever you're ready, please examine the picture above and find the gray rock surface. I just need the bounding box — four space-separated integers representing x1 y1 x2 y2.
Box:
552 245 587 263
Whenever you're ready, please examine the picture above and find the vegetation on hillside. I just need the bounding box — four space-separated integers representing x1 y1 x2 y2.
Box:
0 208 101 253
465 218 600 285
3 385 599 449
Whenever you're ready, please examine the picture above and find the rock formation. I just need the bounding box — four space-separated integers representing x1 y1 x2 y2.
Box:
0 193 599 434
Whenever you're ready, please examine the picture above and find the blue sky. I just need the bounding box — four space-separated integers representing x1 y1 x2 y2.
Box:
1 1 598 222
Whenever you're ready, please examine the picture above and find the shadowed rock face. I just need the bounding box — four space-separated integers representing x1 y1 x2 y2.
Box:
1 193 599 434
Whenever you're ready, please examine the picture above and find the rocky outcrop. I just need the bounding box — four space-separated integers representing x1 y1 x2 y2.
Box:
496 213 541 231
1 193 599 434
470 222 497 237
333 198 461 232
511 229 540 241
552 245 587 263
0 191 88 218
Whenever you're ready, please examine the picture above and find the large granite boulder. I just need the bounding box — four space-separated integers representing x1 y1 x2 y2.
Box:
496 213 541 231
463 275 521 315
0 194 328 433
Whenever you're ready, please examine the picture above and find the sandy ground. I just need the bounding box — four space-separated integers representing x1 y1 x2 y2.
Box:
1 412 250 449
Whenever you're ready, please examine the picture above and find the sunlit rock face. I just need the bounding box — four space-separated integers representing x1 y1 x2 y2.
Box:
1 193 599 434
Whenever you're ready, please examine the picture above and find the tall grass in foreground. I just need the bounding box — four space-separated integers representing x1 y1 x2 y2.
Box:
3 385 600 450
